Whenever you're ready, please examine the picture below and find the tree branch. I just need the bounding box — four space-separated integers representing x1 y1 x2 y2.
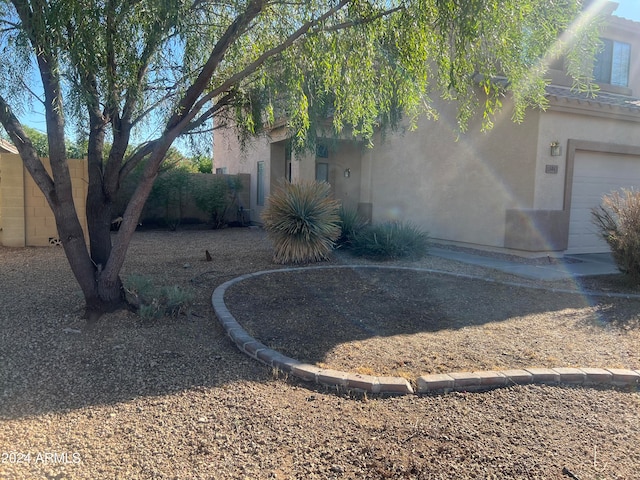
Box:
0 94 54 198
165 0 268 131
313 5 403 33
173 0 350 135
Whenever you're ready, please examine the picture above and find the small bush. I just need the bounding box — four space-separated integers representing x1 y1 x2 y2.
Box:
592 189 640 283
262 180 341 264
337 206 368 247
350 221 429 260
192 175 243 229
148 166 193 231
124 275 194 320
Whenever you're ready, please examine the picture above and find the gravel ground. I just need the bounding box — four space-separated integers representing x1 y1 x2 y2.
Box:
1 228 639 480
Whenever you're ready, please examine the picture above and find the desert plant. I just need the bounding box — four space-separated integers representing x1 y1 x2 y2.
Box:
350 221 429 260
592 189 640 283
192 175 243 229
337 206 369 247
262 180 341 264
123 275 194 320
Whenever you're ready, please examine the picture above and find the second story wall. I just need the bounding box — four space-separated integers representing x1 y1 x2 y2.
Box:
548 13 640 96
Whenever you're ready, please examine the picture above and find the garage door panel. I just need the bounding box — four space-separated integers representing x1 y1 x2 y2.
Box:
567 151 640 254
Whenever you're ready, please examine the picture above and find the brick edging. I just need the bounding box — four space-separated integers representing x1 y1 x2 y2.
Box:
211 266 640 396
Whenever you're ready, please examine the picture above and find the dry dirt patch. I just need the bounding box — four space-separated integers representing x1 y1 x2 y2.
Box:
225 266 640 381
1 228 639 480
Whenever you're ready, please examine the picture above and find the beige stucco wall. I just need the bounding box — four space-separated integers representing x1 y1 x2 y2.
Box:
368 98 540 247
535 109 640 210
322 141 362 211
604 16 640 95
214 127 273 222
213 123 364 222
0 154 26 247
0 154 88 247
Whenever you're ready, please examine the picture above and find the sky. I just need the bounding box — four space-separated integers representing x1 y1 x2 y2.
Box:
613 0 640 21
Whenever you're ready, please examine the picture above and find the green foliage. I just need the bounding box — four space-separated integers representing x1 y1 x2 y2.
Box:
148 165 193 230
337 206 369 247
262 180 341 264
350 221 429 260
192 155 213 174
18 126 86 159
124 275 194 321
592 189 640 284
192 175 243 229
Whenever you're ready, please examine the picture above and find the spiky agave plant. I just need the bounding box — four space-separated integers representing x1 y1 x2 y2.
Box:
262 180 341 264
337 205 369 247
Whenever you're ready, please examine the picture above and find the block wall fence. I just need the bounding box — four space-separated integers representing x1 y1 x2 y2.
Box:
0 154 88 247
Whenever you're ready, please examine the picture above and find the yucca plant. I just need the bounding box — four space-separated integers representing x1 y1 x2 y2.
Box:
262 180 341 264
350 221 429 260
592 189 640 283
337 206 369 248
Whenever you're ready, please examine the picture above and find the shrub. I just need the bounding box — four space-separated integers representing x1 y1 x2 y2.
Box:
262 180 341 264
337 206 368 247
124 275 194 320
350 221 429 260
192 175 243 229
592 189 640 283
148 166 192 230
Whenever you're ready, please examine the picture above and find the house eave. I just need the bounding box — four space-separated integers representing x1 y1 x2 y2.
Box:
546 98 640 123
0 139 18 154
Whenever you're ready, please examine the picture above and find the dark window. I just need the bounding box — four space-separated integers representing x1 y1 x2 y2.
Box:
315 162 329 183
594 39 630 87
257 161 265 206
316 144 329 158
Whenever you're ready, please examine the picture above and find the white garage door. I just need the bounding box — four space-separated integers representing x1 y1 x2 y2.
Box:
567 151 640 254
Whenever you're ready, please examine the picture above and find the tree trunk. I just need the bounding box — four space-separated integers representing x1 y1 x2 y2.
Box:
85 114 113 269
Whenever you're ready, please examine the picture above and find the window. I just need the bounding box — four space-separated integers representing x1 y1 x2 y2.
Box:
257 161 265 206
315 162 329 183
594 39 630 87
215 167 227 175
285 141 292 182
316 144 329 158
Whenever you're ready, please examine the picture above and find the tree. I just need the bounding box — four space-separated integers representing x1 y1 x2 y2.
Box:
0 0 601 320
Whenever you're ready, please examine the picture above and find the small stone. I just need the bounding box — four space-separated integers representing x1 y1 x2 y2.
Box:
197 417 209 423
183 263 191 269
62 327 82 334
330 465 344 474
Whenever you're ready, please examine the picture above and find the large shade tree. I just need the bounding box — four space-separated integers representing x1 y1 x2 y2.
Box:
0 0 601 320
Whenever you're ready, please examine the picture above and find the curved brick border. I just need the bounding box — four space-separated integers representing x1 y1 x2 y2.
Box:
211 265 640 395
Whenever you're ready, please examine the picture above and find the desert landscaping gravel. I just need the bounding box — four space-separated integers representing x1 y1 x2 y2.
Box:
1 228 639 479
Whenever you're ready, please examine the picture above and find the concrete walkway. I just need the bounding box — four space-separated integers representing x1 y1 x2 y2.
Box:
429 247 619 281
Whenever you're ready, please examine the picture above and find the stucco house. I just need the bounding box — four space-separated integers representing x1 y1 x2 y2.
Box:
213 8 640 255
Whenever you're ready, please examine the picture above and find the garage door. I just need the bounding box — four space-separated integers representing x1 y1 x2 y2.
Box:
567 151 640 254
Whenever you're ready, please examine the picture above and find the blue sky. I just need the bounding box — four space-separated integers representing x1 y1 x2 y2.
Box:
614 0 640 21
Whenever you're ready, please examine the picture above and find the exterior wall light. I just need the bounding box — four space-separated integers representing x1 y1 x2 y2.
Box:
550 141 562 156
344 168 351 178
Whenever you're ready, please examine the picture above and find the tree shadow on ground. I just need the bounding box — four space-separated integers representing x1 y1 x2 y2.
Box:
224 266 640 367
2 260 638 421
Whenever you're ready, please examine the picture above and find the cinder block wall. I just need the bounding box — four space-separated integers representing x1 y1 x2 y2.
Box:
0 154 88 247
0 154 26 247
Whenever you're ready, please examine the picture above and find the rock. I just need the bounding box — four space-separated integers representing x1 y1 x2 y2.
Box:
62 327 82 334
